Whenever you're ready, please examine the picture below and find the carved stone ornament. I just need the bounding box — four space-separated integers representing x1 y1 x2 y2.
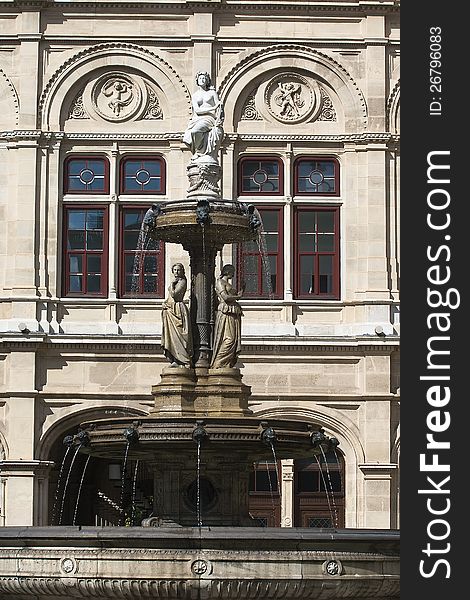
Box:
318 86 337 121
60 557 77 575
143 85 163 120
69 91 90 119
322 559 343 576
264 73 320 124
91 72 144 122
241 91 262 121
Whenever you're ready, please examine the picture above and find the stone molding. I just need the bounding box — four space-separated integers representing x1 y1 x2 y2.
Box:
386 79 400 134
0 129 400 145
38 42 191 128
0 1 400 13
0 69 20 128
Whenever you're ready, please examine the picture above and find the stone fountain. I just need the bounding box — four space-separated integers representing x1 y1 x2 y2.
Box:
0 72 399 599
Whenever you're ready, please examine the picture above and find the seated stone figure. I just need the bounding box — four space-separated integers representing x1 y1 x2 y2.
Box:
210 264 245 369
182 71 224 164
161 263 192 367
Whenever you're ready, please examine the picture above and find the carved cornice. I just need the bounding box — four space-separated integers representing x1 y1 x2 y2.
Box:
2 1 400 14
0 129 400 145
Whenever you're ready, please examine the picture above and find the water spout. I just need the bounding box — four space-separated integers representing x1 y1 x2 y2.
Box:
192 421 207 527
51 436 75 525
72 455 91 526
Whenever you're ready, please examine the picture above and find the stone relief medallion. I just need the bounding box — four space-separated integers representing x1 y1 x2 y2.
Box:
191 559 212 576
322 559 342 576
60 557 77 575
90 72 144 122
264 74 319 124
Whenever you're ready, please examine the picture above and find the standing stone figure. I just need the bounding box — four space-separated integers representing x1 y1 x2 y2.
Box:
183 71 224 163
210 264 245 369
161 263 193 367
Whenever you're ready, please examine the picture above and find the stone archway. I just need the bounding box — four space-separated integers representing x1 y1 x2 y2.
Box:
39 43 191 132
217 44 368 133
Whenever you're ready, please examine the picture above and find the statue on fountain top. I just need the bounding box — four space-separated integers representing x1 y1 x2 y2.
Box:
183 72 224 198
183 71 224 164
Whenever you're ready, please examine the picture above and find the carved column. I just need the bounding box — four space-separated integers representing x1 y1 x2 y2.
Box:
281 459 294 527
186 241 218 368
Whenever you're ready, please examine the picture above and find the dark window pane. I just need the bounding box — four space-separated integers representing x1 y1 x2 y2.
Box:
87 255 101 273
67 231 85 250
124 231 139 250
297 471 319 493
255 470 278 492
123 177 141 192
69 275 82 292
318 234 335 252
68 160 86 176
68 211 86 230
143 161 161 175
244 255 258 274
68 177 86 191
298 212 316 233
88 160 105 175
87 231 103 250
86 211 104 230
124 212 142 229
124 161 141 175
268 255 277 275
317 212 335 232
261 212 278 232
264 232 278 252
318 161 335 177
261 161 279 175
125 254 135 274
242 161 258 176
143 275 157 292
69 255 82 273
298 161 313 177
244 277 258 294
143 255 157 272
299 233 315 252
87 274 101 293
125 274 138 292
88 177 105 192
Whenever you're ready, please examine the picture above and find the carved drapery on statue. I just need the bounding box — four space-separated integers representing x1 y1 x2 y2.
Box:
210 264 244 369
182 72 224 198
161 264 193 367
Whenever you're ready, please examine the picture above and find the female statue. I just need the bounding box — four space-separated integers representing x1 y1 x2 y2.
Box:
210 264 245 369
183 71 224 163
161 263 193 367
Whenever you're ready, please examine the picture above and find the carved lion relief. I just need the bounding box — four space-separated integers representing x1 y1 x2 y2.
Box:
68 71 163 123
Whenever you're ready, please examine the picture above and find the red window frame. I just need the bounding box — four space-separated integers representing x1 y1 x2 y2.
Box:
294 206 340 300
294 156 340 197
237 205 284 299
119 155 166 195
238 156 284 196
63 155 110 195
62 205 109 297
119 205 165 298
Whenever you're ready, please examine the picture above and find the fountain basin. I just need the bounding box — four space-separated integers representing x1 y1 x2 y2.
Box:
147 199 258 246
78 416 323 462
0 527 399 599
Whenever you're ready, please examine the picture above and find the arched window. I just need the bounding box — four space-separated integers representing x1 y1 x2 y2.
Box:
64 156 109 194
238 156 284 195
120 156 166 194
294 157 340 196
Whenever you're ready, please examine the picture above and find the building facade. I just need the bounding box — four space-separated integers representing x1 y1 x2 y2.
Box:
0 0 400 530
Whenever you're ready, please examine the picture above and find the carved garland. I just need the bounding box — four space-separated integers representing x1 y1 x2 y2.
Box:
218 44 368 128
38 43 191 121
386 79 400 133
